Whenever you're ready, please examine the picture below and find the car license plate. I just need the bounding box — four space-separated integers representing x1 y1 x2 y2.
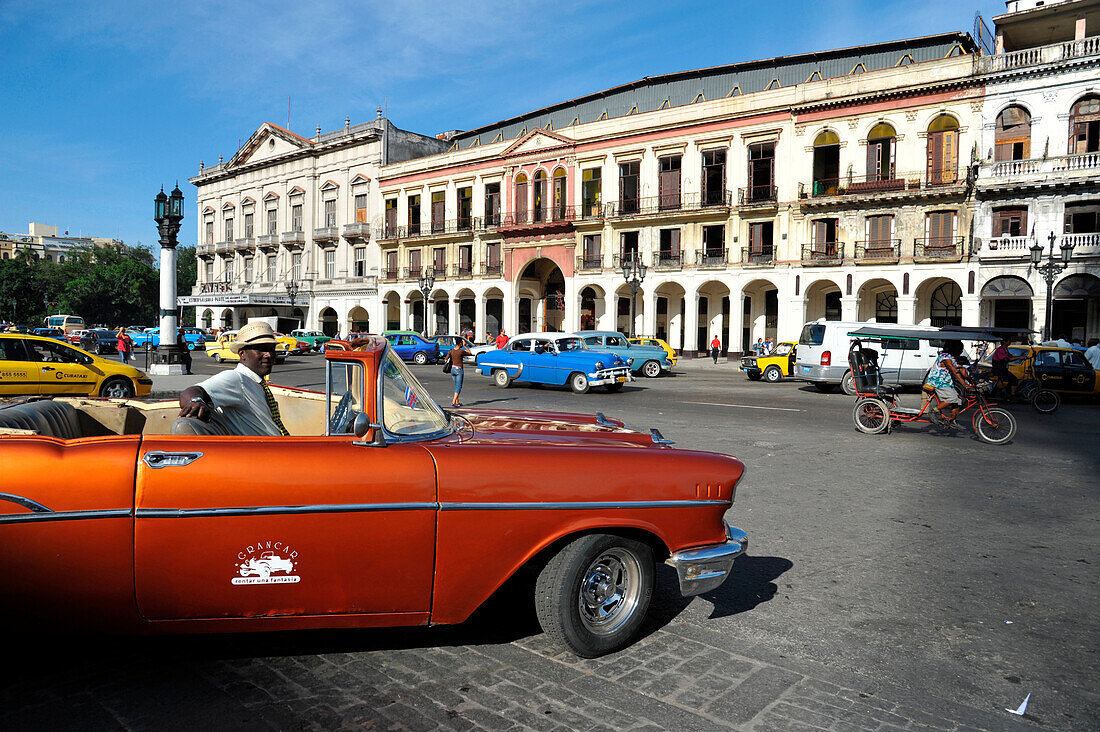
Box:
802 366 811 374
617 376 626 383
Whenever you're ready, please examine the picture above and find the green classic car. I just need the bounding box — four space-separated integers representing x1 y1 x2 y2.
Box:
290 330 333 351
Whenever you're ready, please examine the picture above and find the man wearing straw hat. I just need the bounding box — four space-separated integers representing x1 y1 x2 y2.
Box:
176 321 290 436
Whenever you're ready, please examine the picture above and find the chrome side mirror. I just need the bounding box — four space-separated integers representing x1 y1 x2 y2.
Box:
352 412 386 447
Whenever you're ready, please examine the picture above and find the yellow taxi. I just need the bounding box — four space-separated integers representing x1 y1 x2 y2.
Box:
998 345 1099 397
741 341 797 383
627 337 678 367
0 333 152 398
205 331 289 364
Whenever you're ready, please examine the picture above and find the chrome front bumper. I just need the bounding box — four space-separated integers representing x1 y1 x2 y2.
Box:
666 524 747 596
589 367 634 386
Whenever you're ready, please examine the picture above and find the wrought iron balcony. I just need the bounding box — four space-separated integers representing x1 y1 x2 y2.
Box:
738 186 777 207
430 263 447 278
452 263 474 278
482 260 502 277
799 170 965 204
376 218 482 241
741 247 775 267
575 256 603 272
604 192 732 218
612 252 643 269
652 251 683 270
701 189 734 208
854 240 901 263
402 266 426 280
801 243 844 265
382 268 400 281
914 237 966 260
696 249 728 268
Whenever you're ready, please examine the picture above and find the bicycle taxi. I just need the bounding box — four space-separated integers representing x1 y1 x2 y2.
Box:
941 326 1060 414
847 325 1018 445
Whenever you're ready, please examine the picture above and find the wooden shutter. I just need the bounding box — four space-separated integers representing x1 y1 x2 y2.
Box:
670 228 680 256
750 223 761 253
515 182 527 220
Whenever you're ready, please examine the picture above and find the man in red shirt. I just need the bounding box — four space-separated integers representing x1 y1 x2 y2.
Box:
495 330 508 350
710 335 721 364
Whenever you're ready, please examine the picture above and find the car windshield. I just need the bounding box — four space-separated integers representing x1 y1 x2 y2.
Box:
380 349 449 437
774 343 793 356
555 337 584 352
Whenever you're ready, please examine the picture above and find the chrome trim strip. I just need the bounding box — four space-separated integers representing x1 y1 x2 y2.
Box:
136 502 439 519
0 509 130 525
439 499 728 511
0 492 52 513
143 451 204 469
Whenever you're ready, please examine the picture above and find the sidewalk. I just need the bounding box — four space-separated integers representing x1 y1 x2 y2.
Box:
673 355 746 372
149 373 205 399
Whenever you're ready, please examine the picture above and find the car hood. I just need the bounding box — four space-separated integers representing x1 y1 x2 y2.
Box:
454 408 657 448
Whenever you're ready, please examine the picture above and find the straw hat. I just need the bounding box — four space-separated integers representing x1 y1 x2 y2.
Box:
230 321 278 354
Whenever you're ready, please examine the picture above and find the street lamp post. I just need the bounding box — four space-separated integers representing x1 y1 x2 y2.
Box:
149 185 186 375
620 254 647 339
285 279 299 329
1030 231 1075 341
417 269 435 335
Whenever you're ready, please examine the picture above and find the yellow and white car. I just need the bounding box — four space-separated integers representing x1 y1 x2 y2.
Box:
205 331 289 364
0 333 152 398
627 337 679 368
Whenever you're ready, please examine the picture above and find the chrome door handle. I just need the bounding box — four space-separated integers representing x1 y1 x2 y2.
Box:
42 366 55 371
143 451 204 469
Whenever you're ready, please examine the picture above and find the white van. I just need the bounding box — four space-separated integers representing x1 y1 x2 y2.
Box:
795 320 941 394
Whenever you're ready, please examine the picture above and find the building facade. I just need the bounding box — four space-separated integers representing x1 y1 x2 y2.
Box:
0 223 124 263
186 114 447 333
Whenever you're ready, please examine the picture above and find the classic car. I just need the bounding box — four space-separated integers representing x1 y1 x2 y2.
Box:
431 335 477 363
289 330 332 350
382 331 441 365
741 341 798 382
992 345 1099 397
31 327 67 342
127 328 157 349
628 337 679 368
0 336 746 658
476 333 633 393
274 332 312 355
130 327 208 350
239 551 295 578
79 328 120 355
572 331 672 378
0 333 152 398
66 329 88 345
205 331 289 364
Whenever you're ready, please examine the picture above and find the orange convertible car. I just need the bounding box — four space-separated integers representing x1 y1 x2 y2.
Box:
0 337 746 657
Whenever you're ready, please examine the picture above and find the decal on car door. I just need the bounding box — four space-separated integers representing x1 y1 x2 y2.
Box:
232 541 301 585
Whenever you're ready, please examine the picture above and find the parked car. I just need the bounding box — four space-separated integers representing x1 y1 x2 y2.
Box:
993 345 1099 397
274 333 311 355
382 331 441 365
0 336 747 658
289 329 332 350
31 328 67 342
0 333 152 398
66 329 88 345
741 341 798 382
476 332 633 393
127 328 157 349
628 337 679 368
79 329 120 355
205 331 289 364
129 327 208 350
572 331 672 378
795 320 941 394
431 335 477 363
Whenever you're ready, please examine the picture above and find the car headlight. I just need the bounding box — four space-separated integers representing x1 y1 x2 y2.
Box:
595 361 604 370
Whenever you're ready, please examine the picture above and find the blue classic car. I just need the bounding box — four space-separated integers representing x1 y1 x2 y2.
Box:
128 327 208 350
382 331 441 365
572 331 672 378
476 333 634 393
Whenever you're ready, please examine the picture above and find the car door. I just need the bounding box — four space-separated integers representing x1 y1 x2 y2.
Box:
23 338 97 395
1060 350 1096 393
1032 350 1065 390
134 435 438 622
397 335 418 359
0 338 37 396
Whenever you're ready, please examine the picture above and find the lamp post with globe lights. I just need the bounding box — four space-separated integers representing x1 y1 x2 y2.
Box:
417 269 435 335
285 279 300 329
620 254 647 339
1030 231 1075 341
149 185 187 374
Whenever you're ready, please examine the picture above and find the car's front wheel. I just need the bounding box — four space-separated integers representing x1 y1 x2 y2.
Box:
413 351 429 365
570 372 590 394
212 353 222 363
763 365 783 383
535 533 654 658
641 360 661 378
493 369 512 388
100 377 135 399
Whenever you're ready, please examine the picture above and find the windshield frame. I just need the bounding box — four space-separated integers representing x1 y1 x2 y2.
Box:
375 345 453 442
554 336 585 352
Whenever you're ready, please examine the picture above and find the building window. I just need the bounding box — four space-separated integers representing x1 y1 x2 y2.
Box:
431 190 445 233
244 212 254 238
515 174 528 222
244 256 253 283
875 292 898 323
619 231 639 264
618 160 640 214
432 247 445 275
866 123 896 181
354 247 366 277
993 207 1027 238
291 252 302 280
812 130 840 195
703 224 725 261
811 218 838 255
324 249 335 279
930 282 962 327
749 221 774 254
291 204 303 232
355 194 369 223
658 155 681 209
925 210 958 245
224 217 233 242
266 207 277 235
324 199 336 228
658 228 681 264
457 187 472 230
995 106 1031 161
1069 95 1100 154
747 142 776 202
485 241 500 267
204 260 213 282
865 215 896 252
385 250 398 277
408 195 421 235
1064 202 1100 234
205 220 214 245
582 234 601 267
701 149 726 206
458 244 472 275
484 184 500 226
224 259 233 283
533 171 547 222
266 253 276 282
409 248 422 273
581 168 601 217
553 169 567 220
926 116 959 185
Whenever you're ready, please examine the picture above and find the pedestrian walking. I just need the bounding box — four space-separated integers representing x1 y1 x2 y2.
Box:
710 334 721 364
177 327 192 375
446 341 471 407
116 328 132 363
495 330 508 349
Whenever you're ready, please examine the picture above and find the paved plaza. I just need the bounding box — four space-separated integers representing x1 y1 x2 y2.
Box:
3 353 1097 731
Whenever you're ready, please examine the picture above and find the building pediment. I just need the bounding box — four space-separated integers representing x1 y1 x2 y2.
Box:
501 129 575 159
227 123 312 169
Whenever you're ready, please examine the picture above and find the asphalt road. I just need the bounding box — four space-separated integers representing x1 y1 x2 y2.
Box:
4 352 1097 730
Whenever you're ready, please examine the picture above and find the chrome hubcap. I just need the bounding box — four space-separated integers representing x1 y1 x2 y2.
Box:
578 548 640 636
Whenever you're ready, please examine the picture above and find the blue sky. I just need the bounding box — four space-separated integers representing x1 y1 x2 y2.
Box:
0 0 1002 251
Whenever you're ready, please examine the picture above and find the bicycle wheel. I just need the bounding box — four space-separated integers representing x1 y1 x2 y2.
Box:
1030 389 1060 414
972 407 1017 445
853 397 891 435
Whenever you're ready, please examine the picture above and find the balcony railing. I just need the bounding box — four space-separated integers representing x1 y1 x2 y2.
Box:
854 240 901 262
482 260 502 277
696 249 728 268
497 208 577 227
604 191 732 217
215 241 233 255
801 243 845 265
280 231 305 248
979 152 1100 182
738 186 777 206
452 263 474 278
382 268 400 281
377 217 483 241
652 251 683 270
402 266 425 280
977 235 1033 258
342 222 371 240
613 252 642 269
742 247 775 267
576 256 603 272
430 264 447 277
1064 232 1100 252
980 35 1100 73
914 237 965 259
233 238 255 252
257 234 279 250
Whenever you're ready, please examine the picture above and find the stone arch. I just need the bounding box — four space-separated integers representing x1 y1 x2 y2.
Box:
516 257 566 332
483 286 505 338
347 306 369 334
1051 272 1100 341
578 283 607 331
980 275 1034 330
857 277 900 322
429 288 450 335
383 291 401 330
741 277 780 351
219 308 234 330
1068 94 1100 155
803 278 843 323
319 307 339 337
915 276 962 326
652 280 686 346
695 279 732 354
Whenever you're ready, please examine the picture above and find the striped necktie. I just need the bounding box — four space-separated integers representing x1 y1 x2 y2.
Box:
260 380 290 436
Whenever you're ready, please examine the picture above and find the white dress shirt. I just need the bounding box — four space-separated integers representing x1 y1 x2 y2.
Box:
196 363 282 436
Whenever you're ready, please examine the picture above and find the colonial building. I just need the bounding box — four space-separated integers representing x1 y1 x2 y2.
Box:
973 0 1100 340
374 32 986 353
0 223 125 263
186 113 447 332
